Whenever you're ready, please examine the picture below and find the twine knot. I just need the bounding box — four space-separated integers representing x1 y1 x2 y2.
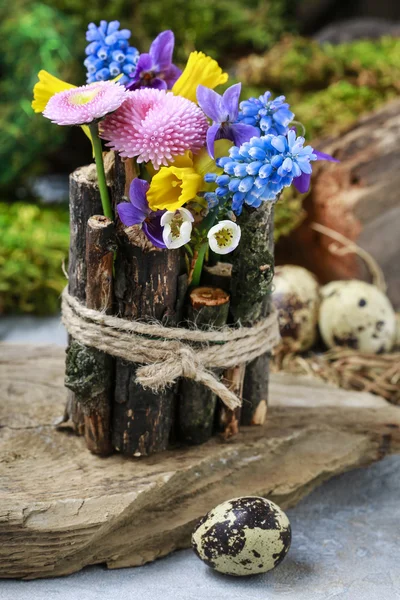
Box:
179 346 201 380
61 288 281 410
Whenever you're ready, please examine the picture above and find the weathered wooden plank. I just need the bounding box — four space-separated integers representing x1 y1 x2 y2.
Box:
0 343 399 580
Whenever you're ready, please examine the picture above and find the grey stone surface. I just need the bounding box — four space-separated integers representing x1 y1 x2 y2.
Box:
1 456 399 599
0 315 67 345
30 174 69 204
0 318 399 598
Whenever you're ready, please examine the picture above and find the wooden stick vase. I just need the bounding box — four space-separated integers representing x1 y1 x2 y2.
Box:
63 155 276 457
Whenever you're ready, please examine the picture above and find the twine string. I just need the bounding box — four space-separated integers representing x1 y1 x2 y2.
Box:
61 288 281 410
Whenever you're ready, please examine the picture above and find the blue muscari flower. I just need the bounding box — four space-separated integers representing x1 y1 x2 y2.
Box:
205 130 317 215
84 21 139 85
237 92 294 136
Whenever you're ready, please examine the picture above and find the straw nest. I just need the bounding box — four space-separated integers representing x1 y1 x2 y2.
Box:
272 346 400 405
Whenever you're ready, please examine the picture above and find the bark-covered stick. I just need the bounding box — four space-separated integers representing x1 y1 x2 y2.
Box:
83 215 115 455
202 262 232 293
219 202 274 435
241 203 274 426
112 227 181 457
178 287 230 445
219 364 245 439
64 166 103 434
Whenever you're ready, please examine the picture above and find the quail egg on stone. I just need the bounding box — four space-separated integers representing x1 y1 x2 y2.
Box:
319 280 396 353
272 265 320 351
192 496 291 576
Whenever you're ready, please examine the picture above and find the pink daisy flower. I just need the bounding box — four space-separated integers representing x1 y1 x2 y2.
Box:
43 81 128 126
100 88 208 169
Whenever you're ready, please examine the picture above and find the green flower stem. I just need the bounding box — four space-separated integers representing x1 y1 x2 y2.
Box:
89 122 113 220
188 206 219 287
190 242 208 288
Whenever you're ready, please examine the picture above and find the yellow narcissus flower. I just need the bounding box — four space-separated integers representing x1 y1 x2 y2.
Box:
172 52 228 103
32 70 75 113
147 141 232 212
147 163 202 212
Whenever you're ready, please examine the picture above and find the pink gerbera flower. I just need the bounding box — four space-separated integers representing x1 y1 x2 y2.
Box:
43 81 127 126
100 88 208 169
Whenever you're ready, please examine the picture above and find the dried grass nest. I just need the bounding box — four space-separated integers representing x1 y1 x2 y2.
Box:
272 346 400 405
271 225 400 405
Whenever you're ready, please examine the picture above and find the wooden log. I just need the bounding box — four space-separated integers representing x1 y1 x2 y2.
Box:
81 215 115 455
276 98 400 310
3 342 400 579
64 166 103 434
218 203 275 436
112 226 181 457
242 202 275 426
178 287 230 445
65 216 115 456
219 365 245 438
201 262 232 293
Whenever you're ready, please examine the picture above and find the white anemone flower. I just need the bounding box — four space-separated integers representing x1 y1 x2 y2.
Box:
161 208 194 249
207 220 241 255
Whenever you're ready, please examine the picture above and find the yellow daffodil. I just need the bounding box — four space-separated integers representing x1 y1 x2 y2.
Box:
32 70 75 113
147 140 233 212
147 164 202 212
172 52 228 103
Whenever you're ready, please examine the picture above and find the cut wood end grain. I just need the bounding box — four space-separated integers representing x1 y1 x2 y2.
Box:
190 286 230 309
204 262 233 277
88 215 113 229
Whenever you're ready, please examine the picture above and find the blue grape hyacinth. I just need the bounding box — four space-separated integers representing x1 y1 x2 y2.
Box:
205 130 317 215
237 92 294 136
84 21 139 85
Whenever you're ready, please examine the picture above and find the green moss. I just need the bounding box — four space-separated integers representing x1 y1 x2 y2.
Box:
239 35 400 139
238 36 400 240
0 202 69 315
0 1 78 189
44 0 297 65
293 81 390 139
239 35 400 94
65 341 112 402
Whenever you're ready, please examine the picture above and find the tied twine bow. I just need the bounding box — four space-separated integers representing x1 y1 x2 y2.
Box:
61 287 281 410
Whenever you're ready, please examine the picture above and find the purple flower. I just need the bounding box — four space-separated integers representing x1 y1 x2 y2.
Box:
126 31 181 91
197 83 260 159
117 178 166 248
293 149 339 193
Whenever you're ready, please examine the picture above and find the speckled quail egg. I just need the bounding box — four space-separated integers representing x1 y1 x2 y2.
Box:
272 265 320 351
319 280 396 353
192 496 291 576
394 313 400 350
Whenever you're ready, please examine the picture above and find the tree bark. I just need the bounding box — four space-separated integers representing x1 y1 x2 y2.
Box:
219 365 245 439
241 203 275 426
178 287 230 445
81 216 115 455
112 226 181 457
218 203 275 435
64 166 103 434
202 262 233 293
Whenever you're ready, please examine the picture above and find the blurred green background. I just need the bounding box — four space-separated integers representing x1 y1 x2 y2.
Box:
1 0 399 314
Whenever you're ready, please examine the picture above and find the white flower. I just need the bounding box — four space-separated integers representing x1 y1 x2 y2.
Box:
207 220 241 255
161 208 194 249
